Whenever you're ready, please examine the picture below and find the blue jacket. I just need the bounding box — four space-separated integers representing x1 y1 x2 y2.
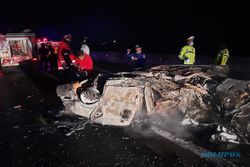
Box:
127 52 146 67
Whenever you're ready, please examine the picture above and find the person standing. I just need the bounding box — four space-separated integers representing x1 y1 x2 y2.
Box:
57 34 73 70
215 44 230 65
178 36 196 64
38 43 49 71
47 43 57 72
57 34 76 83
127 44 146 69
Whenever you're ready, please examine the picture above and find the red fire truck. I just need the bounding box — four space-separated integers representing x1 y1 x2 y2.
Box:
0 33 36 66
0 33 61 67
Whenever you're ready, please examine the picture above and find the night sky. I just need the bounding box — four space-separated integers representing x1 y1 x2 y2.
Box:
1 0 249 56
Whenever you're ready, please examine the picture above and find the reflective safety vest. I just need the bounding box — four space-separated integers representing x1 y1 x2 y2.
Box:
216 49 229 65
179 45 196 64
57 42 71 70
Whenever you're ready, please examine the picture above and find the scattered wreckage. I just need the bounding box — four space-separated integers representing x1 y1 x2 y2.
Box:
56 65 250 145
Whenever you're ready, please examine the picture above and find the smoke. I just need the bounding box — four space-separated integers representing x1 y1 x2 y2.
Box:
129 109 193 139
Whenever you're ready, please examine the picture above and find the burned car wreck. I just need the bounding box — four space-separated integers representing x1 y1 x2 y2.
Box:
56 65 250 145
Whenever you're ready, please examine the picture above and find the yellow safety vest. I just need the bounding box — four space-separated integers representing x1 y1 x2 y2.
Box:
179 45 196 64
216 49 229 65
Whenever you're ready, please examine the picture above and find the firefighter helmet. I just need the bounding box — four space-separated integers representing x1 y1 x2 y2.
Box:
62 34 72 42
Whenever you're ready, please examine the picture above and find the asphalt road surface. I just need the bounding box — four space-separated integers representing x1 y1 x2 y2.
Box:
0 64 187 167
0 61 247 167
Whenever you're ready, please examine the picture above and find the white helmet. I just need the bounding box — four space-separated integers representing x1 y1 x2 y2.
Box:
186 36 195 41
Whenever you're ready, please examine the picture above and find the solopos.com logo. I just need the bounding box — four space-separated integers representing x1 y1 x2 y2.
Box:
201 152 240 158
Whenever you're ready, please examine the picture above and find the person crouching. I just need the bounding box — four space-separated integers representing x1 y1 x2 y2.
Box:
70 50 93 81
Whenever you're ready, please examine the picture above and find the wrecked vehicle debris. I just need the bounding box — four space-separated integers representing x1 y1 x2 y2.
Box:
56 65 250 145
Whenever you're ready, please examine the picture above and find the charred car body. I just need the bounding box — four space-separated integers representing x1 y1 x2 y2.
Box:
56 65 250 145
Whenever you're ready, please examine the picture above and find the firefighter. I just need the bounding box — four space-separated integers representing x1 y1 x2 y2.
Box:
215 44 230 65
38 43 49 71
47 43 57 72
179 36 196 64
57 34 73 70
127 44 146 69
70 50 93 81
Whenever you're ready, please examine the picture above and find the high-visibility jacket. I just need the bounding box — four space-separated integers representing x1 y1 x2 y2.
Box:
179 45 196 64
216 48 229 65
57 42 71 70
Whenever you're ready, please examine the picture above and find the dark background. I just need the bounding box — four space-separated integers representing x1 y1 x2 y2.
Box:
1 0 249 56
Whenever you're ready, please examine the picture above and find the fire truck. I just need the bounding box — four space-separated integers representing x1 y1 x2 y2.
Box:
0 33 36 66
0 33 60 67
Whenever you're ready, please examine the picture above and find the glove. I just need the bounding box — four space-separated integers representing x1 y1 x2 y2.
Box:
70 63 78 69
62 50 70 56
131 56 138 61
62 63 67 69
183 56 188 60
75 72 81 78
82 71 88 77
76 70 88 79
127 49 131 54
